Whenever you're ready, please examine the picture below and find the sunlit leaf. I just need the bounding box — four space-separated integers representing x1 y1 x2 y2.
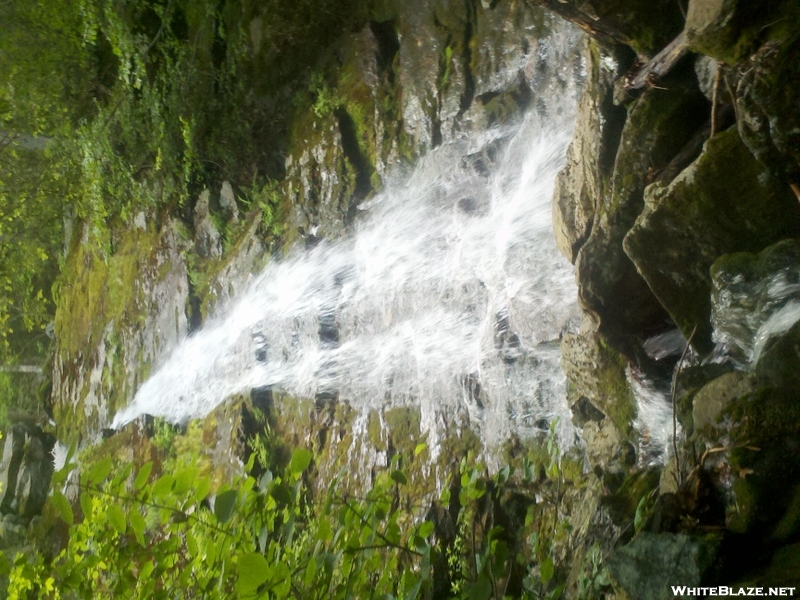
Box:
51 491 73 526
129 510 147 546
108 504 126 534
214 489 237 524
236 552 269 592
151 474 175 497
290 448 313 474
87 456 113 485
540 556 555 585
133 462 153 491
417 521 434 538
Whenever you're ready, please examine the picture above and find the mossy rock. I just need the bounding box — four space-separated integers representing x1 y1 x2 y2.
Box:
606 532 721 600
624 128 800 352
735 22 800 187
722 387 800 537
561 326 637 442
601 467 660 526
553 39 627 264
577 67 708 348
691 371 755 431
685 0 800 66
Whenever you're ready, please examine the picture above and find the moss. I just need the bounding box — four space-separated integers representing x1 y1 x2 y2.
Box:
722 387 800 536
625 127 800 351
601 468 660 526
366 409 386 451
596 339 637 439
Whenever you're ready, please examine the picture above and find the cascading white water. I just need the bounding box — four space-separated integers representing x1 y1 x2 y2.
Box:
112 108 582 451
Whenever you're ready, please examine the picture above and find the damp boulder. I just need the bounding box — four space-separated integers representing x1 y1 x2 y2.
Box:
606 532 720 600
623 127 800 352
575 69 707 349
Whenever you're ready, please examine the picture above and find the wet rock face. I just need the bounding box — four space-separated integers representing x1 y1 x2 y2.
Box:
0 425 56 521
530 0 684 58
552 39 627 264
285 0 582 238
550 0 800 589
577 66 709 349
606 532 720 600
710 239 800 367
624 128 800 352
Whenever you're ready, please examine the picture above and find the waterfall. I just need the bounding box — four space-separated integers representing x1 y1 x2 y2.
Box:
112 109 582 450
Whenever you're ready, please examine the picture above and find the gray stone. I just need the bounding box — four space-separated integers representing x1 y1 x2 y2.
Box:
553 39 624 264
694 54 719 101
194 189 222 259
685 0 740 61
219 181 239 223
692 371 755 429
624 128 800 352
576 70 707 347
606 532 719 600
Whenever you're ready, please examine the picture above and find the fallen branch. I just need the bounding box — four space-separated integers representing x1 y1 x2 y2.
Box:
525 0 631 50
672 324 697 486
623 32 689 91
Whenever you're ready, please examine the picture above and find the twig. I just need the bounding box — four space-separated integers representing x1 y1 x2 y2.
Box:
723 74 741 125
710 63 722 138
790 183 800 203
672 325 697 485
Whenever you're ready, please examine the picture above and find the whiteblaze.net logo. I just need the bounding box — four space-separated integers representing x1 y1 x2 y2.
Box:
671 587 796 597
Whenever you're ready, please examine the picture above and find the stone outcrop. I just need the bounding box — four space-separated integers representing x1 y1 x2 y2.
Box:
548 0 800 593
624 128 800 351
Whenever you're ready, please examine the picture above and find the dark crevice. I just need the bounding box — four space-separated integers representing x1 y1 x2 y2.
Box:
370 20 400 84
186 280 203 334
458 0 477 116
431 113 443 148
335 108 374 222
211 1 227 72
169 6 189 41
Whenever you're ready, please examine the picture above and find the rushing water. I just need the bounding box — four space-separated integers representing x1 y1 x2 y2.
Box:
112 106 583 449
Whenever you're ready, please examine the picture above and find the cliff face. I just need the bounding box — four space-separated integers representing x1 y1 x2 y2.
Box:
549 0 800 593
50 0 580 441
32 0 800 593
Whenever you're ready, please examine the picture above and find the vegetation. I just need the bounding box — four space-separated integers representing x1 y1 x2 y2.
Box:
4 421 610 599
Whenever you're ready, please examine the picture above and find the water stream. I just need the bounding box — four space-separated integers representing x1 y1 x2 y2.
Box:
113 106 584 452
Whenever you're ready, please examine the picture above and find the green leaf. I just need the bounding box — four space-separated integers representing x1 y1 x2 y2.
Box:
134 462 153 491
236 552 269 593
80 492 93 521
271 483 292 506
152 474 175 497
108 504 127 534
417 520 434 538
468 576 492 600
303 556 317 587
214 489 237 524
174 466 197 495
540 556 555 585
51 491 73 526
390 470 408 485
129 510 147 546
140 561 154 580
290 448 313 474
87 456 113 485
195 476 212 503
414 443 427 457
